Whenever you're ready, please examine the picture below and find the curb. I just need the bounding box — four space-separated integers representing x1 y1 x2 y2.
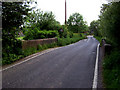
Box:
92 43 100 89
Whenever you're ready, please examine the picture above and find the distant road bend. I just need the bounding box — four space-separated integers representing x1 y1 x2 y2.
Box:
3 36 99 88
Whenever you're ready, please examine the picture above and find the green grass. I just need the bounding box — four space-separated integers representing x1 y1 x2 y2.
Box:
57 33 86 46
94 36 120 88
94 36 102 42
103 49 120 88
94 36 103 46
23 33 86 57
2 33 86 65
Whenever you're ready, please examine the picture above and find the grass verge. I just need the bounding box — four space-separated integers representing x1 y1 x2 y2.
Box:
103 49 120 88
94 36 120 88
94 36 103 46
2 33 86 65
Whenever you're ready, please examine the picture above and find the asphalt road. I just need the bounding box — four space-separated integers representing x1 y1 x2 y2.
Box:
2 36 99 88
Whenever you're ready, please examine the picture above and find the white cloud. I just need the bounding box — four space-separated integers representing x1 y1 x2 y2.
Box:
36 0 108 25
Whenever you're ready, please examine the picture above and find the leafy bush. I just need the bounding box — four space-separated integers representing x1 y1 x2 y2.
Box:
103 49 120 88
23 47 37 57
3 33 86 65
23 27 39 40
37 44 43 50
57 33 86 46
24 30 58 40
67 13 88 33
69 31 73 38
99 2 120 47
2 37 23 65
2 53 23 65
47 43 57 48
62 25 69 38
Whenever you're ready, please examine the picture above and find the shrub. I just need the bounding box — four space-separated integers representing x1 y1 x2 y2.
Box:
99 3 120 47
23 47 37 57
2 53 23 65
24 30 58 40
103 49 120 88
62 25 69 38
69 31 73 38
37 44 43 50
3 33 86 65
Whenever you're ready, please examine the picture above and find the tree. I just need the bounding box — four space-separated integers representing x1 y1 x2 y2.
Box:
2 2 31 32
89 20 100 36
67 13 88 33
100 4 110 15
23 9 62 31
99 2 120 46
2 2 32 62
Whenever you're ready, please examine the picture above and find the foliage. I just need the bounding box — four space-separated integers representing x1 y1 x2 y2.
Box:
23 9 63 40
100 4 110 15
24 9 62 31
2 2 31 31
58 25 73 38
3 33 86 65
67 13 88 33
17 36 24 40
2 53 23 65
68 31 73 38
39 11 61 30
23 47 37 57
2 2 33 64
2 2 87 65
98 2 120 88
62 25 69 38
103 49 120 88
89 20 101 36
23 10 79 40
99 2 120 46
57 33 86 46
23 29 58 40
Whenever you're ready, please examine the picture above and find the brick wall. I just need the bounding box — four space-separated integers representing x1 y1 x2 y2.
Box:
22 38 58 50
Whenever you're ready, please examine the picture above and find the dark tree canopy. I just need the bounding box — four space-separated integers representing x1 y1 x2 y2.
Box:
99 2 120 46
67 13 88 33
2 2 32 55
89 20 100 36
23 9 61 31
2 2 31 32
67 13 83 26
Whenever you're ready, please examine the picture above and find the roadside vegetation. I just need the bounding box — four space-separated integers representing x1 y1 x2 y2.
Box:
2 33 86 65
89 2 120 88
2 2 88 65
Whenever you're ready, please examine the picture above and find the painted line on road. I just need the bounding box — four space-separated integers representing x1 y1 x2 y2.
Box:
0 47 62 72
92 43 100 89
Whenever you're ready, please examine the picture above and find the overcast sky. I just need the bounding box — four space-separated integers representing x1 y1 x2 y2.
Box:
35 0 108 25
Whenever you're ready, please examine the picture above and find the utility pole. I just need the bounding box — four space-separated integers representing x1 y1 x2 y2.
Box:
65 0 67 25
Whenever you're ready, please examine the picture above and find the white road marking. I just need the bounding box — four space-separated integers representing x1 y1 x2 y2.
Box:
92 43 100 89
1 38 100 89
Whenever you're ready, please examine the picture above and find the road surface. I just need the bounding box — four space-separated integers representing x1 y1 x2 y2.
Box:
2 36 99 88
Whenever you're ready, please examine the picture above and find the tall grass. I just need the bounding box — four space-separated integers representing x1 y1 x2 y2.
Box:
57 33 86 46
103 49 120 88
